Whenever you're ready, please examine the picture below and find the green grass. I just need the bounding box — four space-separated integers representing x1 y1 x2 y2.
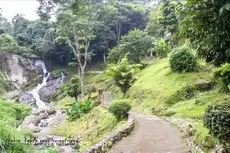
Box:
127 58 212 113
50 106 127 151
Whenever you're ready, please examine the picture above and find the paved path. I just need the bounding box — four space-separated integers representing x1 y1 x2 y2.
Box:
102 92 188 153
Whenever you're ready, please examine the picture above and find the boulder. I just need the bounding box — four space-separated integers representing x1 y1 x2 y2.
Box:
38 76 66 102
28 124 41 133
38 113 49 120
32 109 40 116
21 115 40 128
47 108 56 115
195 79 213 91
39 120 48 127
19 93 37 108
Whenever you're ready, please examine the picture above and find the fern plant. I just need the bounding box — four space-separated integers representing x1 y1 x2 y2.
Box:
106 55 141 95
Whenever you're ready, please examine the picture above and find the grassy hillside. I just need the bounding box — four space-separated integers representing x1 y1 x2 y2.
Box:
127 58 215 113
50 106 126 151
104 58 229 151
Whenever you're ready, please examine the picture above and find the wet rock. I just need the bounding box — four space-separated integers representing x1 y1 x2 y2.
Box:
195 79 213 91
47 108 56 115
38 113 49 120
28 124 41 133
39 120 48 127
19 93 37 108
21 115 40 128
35 75 43 84
32 109 40 116
61 109 67 114
38 76 66 102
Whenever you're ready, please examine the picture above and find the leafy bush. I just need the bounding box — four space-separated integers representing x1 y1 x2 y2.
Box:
169 45 197 72
67 100 93 121
106 55 141 94
203 102 230 143
63 76 81 101
155 38 170 58
109 101 131 119
214 63 230 91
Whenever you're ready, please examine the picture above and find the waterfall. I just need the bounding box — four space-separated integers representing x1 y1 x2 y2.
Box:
28 60 50 109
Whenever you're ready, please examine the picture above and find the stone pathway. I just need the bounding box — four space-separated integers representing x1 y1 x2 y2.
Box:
102 92 188 153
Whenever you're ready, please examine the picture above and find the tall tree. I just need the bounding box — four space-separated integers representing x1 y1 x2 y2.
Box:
178 0 230 65
56 1 95 99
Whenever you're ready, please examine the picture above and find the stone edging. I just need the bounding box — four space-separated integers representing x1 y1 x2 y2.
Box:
81 114 135 153
163 117 224 153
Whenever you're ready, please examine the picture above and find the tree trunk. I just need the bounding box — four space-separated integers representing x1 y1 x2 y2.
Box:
103 52 106 63
79 69 85 100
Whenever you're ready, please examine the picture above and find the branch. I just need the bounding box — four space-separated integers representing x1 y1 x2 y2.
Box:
67 39 77 57
83 39 90 69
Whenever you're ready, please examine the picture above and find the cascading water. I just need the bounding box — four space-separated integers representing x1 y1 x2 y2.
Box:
19 60 76 152
28 60 50 109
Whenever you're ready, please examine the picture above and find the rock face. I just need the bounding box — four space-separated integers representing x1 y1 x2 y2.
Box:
38 76 66 102
19 93 37 108
21 115 41 128
0 52 43 91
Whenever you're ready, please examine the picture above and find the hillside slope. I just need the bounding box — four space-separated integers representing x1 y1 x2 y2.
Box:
123 58 229 151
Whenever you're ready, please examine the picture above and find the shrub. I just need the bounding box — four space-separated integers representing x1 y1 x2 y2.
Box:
214 63 230 91
109 101 131 119
155 38 170 58
63 76 81 101
203 102 230 143
169 46 197 72
67 100 93 121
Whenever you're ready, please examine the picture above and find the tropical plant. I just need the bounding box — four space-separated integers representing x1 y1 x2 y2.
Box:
106 55 141 94
155 38 170 58
214 63 230 91
178 0 230 66
67 100 93 121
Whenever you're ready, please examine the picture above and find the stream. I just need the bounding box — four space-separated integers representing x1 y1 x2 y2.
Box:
19 60 77 153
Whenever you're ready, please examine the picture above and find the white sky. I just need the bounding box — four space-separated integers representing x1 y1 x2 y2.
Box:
0 0 39 21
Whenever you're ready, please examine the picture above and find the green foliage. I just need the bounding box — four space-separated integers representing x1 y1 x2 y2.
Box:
214 63 230 91
106 55 141 94
178 0 230 65
109 101 131 119
108 29 153 63
161 0 179 34
0 34 27 53
63 76 81 101
0 99 31 153
146 4 164 37
204 102 230 143
169 45 197 72
67 100 93 121
155 38 170 58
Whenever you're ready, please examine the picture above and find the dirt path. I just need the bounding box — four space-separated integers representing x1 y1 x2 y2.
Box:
102 92 188 153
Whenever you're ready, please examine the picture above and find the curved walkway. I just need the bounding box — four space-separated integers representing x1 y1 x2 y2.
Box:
102 92 188 153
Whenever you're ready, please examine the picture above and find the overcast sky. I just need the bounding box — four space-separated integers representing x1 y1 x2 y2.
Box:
0 0 39 21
